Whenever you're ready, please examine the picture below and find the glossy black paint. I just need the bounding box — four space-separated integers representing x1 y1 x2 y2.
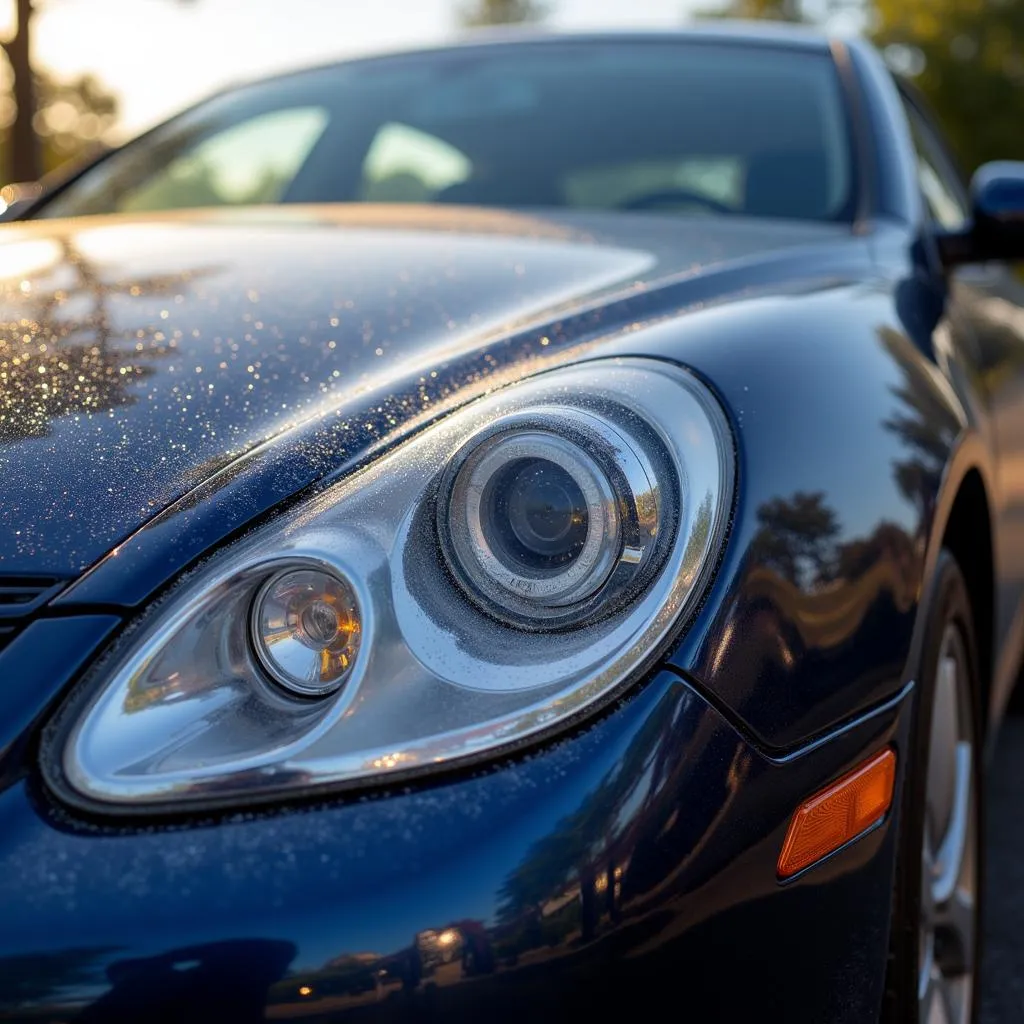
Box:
1 24 1022 1023
611 273 961 749
0 668 911 1023
0 208 845 580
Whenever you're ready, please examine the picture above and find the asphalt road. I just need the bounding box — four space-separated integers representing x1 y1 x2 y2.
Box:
982 715 1024 1022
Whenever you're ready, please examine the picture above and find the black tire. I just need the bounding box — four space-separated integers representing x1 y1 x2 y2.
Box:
884 550 984 1023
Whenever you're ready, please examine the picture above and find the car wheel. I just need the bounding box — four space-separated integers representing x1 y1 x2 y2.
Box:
886 551 983 1023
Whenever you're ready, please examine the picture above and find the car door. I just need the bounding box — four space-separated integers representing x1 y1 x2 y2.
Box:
898 85 1024 697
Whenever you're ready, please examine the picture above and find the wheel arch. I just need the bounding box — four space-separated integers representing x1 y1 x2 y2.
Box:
918 433 997 738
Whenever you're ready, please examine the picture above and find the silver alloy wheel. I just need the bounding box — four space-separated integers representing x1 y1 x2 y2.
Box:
918 622 977 1024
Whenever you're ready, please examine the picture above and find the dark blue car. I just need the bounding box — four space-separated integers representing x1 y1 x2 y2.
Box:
2 23 1024 1023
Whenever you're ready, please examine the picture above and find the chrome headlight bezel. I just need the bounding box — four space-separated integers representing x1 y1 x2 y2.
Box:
43 357 735 814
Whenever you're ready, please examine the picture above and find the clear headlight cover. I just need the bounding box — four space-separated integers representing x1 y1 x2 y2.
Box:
48 359 734 811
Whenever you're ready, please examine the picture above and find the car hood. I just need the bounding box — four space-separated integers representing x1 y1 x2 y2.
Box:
0 204 852 578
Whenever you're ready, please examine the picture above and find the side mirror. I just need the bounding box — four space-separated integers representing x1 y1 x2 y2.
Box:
940 161 1024 266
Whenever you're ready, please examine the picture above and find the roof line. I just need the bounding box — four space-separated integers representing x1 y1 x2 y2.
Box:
216 23 836 96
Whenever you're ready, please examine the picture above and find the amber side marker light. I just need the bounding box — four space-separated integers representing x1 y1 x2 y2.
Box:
777 747 897 879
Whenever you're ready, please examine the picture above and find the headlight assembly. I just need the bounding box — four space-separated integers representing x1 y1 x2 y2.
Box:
45 358 734 812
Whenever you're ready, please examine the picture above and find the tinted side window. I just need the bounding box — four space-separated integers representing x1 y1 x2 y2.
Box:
900 94 969 230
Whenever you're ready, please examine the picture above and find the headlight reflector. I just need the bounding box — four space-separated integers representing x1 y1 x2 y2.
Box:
251 567 361 697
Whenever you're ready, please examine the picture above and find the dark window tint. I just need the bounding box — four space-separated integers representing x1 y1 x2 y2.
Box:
42 42 856 223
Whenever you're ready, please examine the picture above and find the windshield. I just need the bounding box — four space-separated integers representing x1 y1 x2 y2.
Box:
38 40 856 223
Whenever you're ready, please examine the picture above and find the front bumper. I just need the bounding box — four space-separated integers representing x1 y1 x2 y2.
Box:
0 655 910 1024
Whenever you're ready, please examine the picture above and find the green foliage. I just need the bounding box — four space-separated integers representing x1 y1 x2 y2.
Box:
873 0 1024 173
458 0 550 27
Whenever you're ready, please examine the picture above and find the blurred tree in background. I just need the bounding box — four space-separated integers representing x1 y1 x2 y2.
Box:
459 0 550 26
4 0 34 180
708 0 802 17
704 0 1024 174
699 1 861 23
873 0 1024 173
0 56 118 181
2 0 195 183
29 72 117 174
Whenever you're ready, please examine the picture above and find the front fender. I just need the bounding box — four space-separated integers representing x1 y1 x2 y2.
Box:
606 281 973 751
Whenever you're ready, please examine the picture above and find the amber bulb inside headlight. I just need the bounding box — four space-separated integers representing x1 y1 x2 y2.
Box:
251 567 361 697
